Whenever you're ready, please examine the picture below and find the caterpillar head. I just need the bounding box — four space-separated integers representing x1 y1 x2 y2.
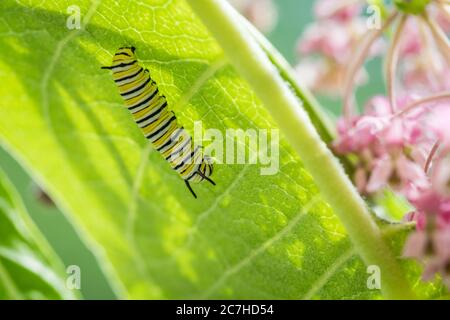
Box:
112 46 136 63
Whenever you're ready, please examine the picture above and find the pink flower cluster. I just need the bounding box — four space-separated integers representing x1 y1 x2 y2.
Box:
334 95 430 195
297 0 450 288
403 162 450 288
295 0 382 96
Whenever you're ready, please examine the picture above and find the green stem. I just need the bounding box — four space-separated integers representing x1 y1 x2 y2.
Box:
241 18 356 175
240 17 336 144
0 259 23 299
187 0 416 299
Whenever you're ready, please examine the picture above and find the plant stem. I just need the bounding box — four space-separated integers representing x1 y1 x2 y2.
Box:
423 10 450 65
343 11 398 118
240 15 357 176
425 140 440 173
187 0 416 299
386 14 407 113
395 91 450 116
239 16 336 143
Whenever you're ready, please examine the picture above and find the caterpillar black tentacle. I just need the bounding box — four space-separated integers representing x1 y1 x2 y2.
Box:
102 47 214 198
184 180 197 199
196 170 216 186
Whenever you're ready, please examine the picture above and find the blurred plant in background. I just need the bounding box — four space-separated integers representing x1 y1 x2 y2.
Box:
297 0 450 288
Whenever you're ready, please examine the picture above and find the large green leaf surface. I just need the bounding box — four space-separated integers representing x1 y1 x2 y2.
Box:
0 167 75 299
0 0 445 298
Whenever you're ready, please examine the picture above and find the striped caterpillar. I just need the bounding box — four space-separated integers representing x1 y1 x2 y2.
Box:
101 46 215 198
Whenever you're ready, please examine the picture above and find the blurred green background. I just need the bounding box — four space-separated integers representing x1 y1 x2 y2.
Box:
0 0 384 299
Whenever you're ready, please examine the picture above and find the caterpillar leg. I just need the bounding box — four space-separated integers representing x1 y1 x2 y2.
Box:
197 170 216 186
184 180 197 199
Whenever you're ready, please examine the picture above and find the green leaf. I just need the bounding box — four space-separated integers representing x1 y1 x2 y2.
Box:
0 0 444 299
0 167 76 299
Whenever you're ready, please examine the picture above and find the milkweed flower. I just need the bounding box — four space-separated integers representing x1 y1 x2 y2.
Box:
403 171 450 287
334 95 431 195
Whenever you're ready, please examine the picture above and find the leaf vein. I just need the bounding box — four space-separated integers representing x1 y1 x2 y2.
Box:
200 196 320 298
300 247 356 300
40 0 101 129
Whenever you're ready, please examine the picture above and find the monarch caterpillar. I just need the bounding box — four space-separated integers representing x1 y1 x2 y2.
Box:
101 46 215 198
